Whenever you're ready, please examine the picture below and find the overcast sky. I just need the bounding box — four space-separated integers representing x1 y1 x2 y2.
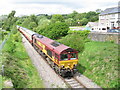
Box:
0 0 119 16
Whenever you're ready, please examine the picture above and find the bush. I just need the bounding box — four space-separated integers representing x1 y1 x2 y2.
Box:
68 30 90 37
68 30 91 42
4 38 16 53
3 53 28 88
37 22 69 39
58 34 85 52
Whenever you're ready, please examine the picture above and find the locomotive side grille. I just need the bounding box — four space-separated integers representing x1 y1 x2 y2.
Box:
51 41 61 47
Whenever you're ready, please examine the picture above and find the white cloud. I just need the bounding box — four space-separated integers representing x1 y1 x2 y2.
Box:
0 0 119 16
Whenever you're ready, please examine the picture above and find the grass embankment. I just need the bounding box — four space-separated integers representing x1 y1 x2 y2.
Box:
58 30 119 88
1 32 44 88
77 41 119 88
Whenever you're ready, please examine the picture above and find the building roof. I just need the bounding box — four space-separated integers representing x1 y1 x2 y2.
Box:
86 22 98 27
100 7 120 15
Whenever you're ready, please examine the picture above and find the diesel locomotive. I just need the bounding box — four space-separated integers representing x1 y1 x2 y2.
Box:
17 26 78 77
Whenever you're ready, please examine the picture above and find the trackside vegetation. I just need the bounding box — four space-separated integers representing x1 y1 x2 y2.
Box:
0 11 44 88
1 32 44 88
78 41 119 88
1 10 119 88
58 30 119 88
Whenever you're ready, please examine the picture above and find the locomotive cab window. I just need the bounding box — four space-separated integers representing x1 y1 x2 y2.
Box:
61 54 68 61
69 53 77 60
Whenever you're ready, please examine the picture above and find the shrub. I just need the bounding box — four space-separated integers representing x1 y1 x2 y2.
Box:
3 53 28 88
37 22 69 39
58 34 85 52
68 30 90 37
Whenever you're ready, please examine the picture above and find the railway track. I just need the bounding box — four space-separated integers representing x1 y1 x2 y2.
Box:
22 34 101 89
36 51 87 88
33 43 86 88
64 77 86 88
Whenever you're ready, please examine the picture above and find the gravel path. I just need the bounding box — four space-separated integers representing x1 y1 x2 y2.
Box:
22 35 67 88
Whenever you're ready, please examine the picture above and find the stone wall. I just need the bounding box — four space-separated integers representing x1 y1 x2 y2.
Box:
88 32 120 44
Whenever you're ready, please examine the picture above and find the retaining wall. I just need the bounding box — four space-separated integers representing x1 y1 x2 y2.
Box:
88 32 120 44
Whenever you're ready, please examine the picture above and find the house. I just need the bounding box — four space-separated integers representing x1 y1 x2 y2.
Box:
85 22 98 31
99 6 120 30
86 6 120 32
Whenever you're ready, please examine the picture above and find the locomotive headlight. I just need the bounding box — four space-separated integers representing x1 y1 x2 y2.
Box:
60 65 64 68
74 64 77 68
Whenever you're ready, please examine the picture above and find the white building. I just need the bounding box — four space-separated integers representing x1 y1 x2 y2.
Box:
87 6 120 32
99 6 120 30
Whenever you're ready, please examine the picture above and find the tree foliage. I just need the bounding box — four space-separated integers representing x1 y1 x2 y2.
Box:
51 14 64 23
36 22 69 39
2 10 17 31
21 14 38 29
58 34 85 52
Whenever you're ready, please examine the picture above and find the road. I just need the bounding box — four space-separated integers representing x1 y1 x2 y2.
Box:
22 34 67 88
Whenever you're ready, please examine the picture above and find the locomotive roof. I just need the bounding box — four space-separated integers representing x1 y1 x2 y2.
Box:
21 27 36 35
34 35 72 54
20 26 77 54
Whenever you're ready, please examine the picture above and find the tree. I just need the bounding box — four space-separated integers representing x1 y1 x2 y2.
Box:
37 22 69 39
2 10 17 31
47 22 69 39
8 10 16 19
51 14 64 23
58 34 85 52
65 18 74 26
21 14 38 29
80 18 88 25
67 11 78 19
96 9 103 14
29 22 37 30
89 15 99 22
29 14 38 25
21 18 30 28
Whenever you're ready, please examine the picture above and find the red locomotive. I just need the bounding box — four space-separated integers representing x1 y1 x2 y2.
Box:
17 26 78 77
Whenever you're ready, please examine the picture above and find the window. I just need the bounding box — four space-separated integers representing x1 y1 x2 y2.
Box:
69 53 77 60
111 14 115 17
47 49 52 57
34 39 36 43
102 28 106 30
61 54 68 61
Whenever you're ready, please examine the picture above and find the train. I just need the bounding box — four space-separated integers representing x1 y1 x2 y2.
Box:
17 26 78 77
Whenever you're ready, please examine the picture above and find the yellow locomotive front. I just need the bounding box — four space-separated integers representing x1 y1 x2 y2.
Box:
59 48 78 77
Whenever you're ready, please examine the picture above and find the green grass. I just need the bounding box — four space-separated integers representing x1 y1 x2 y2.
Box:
0 40 2 44
20 59 44 88
1 32 44 88
0 75 2 89
13 42 44 88
77 41 119 88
